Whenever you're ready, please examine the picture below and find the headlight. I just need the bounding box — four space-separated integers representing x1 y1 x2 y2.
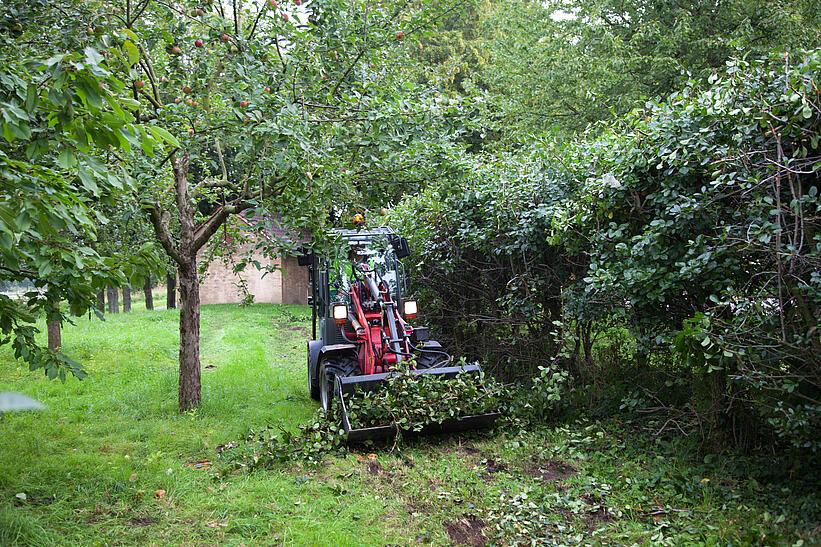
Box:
404 300 418 319
332 304 348 326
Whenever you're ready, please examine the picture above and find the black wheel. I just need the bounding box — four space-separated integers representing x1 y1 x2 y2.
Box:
308 352 320 401
319 362 333 412
415 341 449 369
318 356 360 412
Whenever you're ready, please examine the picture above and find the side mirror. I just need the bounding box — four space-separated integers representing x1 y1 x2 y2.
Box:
389 235 411 259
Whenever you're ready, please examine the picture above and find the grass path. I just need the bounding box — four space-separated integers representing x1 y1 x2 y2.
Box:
0 305 407 545
1 305 819 545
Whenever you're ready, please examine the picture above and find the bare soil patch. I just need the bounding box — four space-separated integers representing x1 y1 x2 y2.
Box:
445 515 486 546
484 459 506 474
129 516 157 527
524 459 577 482
585 506 614 530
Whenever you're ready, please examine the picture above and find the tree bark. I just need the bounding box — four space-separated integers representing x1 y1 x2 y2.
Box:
174 153 201 412
46 296 60 351
96 290 106 316
107 285 119 314
178 260 201 411
143 276 154 310
123 286 131 313
47 319 61 351
166 273 177 309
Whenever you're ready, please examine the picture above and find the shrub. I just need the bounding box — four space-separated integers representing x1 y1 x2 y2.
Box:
391 50 821 451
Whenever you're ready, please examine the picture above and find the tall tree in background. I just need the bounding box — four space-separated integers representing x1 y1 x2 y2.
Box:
409 0 821 140
97 198 159 313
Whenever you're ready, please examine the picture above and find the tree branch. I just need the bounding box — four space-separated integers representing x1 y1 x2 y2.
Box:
332 49 367 97
148 202 184 265
192 203 243 252
191 174 287 252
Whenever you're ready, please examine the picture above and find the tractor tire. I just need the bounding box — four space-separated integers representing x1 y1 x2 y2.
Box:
308 356 320 401
415 341 449 369
319 356 359 413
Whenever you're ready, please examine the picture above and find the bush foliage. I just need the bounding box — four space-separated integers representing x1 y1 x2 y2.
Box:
393 51 821 451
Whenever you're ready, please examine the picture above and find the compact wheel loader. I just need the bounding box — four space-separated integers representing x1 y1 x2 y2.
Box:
299 227 499 442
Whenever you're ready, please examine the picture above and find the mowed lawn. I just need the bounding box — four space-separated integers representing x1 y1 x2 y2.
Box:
0 304 413 545
2 304 819 545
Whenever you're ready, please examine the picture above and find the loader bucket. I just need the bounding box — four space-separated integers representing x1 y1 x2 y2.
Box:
335 364 502 443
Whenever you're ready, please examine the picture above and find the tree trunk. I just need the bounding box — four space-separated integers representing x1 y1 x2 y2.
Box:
582 320 594 370
166 273 177 309
47 319 61 351
147 152 212 412
178 261 201 411
45 293 61 351
143 276 154 310
123 286 131 313
96 290 106 316
107 285 119 314
175 153 201 411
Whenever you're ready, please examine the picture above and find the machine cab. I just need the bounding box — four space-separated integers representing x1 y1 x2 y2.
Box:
306 228 409 346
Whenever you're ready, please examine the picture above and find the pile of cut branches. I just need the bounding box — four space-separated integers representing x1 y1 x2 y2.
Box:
345 366 507 431
216 366 509 474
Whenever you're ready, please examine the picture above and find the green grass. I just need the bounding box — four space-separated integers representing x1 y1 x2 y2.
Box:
1 305 819 545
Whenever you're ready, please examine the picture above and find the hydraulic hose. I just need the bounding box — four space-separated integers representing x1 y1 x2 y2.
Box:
408 340 453 369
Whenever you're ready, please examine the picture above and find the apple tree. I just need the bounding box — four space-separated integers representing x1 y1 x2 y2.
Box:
0 0 170 380
99 0 466 410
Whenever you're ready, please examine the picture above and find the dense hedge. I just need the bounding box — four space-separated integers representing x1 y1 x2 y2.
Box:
392 51 821 451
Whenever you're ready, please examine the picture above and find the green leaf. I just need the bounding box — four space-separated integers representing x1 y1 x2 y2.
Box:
76 78 103 109
148 125 180 148
123 40 140 66
83 47 104 66
56 149 77 169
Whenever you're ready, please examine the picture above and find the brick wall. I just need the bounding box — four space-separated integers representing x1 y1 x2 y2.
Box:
197 243 308 305
280 255 309 304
